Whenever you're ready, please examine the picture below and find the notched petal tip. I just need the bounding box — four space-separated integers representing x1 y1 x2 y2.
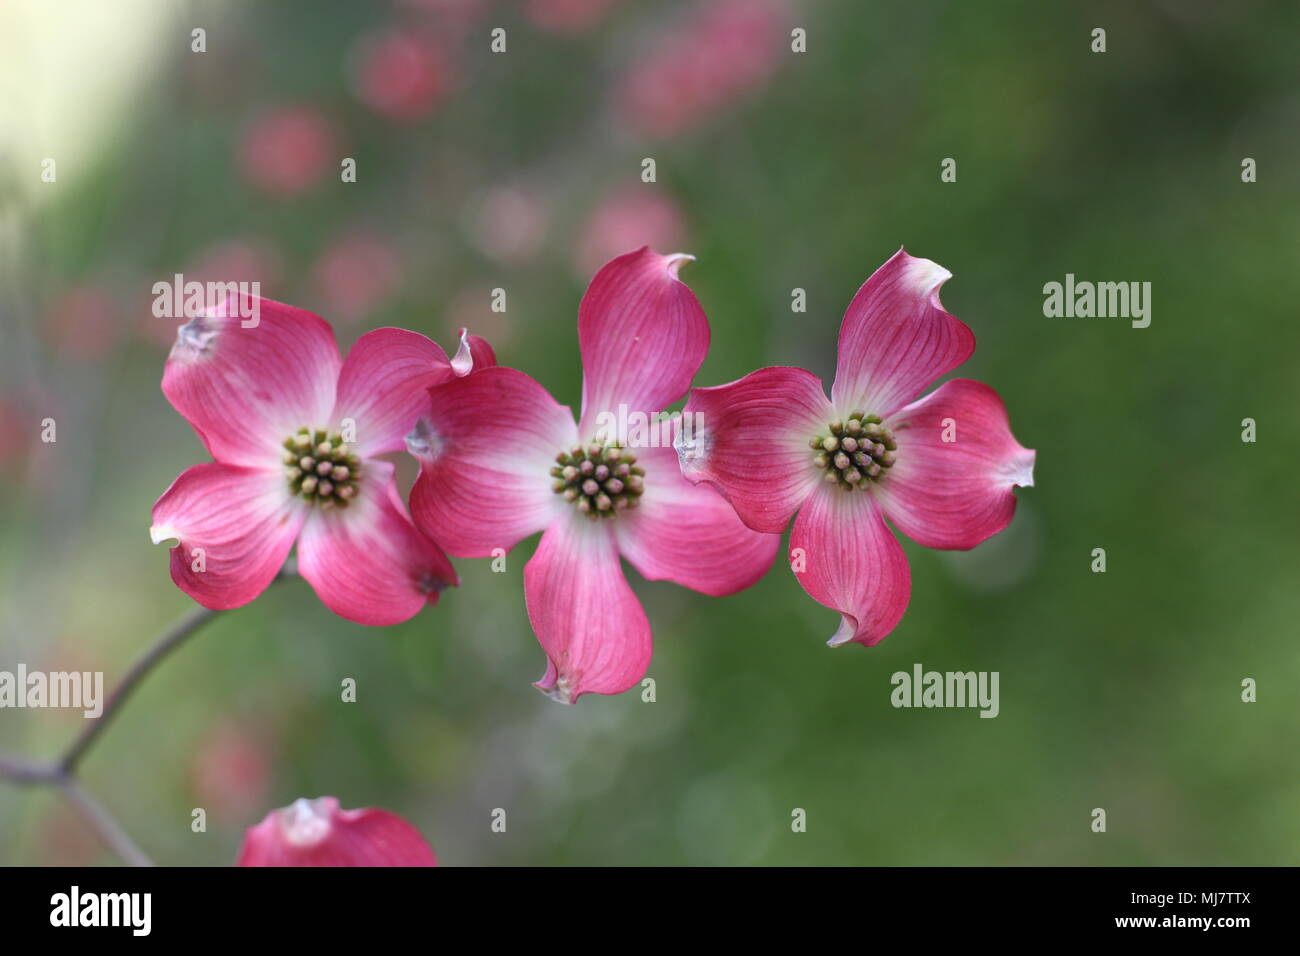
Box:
826 615 857 648
534 668 577 705
170 315 219 361
897 249 953 302
1013 447 1037 489
404 417 442 462
664 251 695 278
671 415 712 476
450 328 474 377
149 524 180 547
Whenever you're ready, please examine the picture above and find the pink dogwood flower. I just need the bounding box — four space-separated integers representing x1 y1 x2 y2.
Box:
237 797 437 867
405 248 779 703
676 249 1036 646
151 294 493 625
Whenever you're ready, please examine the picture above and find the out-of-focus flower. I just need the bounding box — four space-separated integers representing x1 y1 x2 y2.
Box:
575 187 687 278
524 0 615 34
43 282 118 362
312 231 404 324
238 106 337 198
151 294 495 624
406 249 779 703
467 186 548 264
0 396 25 468
236 797 437 867
349 29 452 123
617 0 787 138
677 249 1036 646
191 721 273 823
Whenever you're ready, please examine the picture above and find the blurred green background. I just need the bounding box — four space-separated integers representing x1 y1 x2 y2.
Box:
1 0 1298 866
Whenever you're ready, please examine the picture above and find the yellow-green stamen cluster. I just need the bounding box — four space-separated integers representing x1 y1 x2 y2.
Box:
282 428 360 508
551 444 645 518
811 412 897 490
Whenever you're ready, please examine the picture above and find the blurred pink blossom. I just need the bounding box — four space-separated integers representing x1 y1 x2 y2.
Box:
350 29 453 123
311 231 404 323
191 721 273 823
524 0 615 34
44 283 118 362
574 186 687 277
468 186 548 264
238 105 337 197
617 0 787 138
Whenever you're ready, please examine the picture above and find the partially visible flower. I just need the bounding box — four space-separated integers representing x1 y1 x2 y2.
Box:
617 0 787 138
524 0 615 34
574 186 686 278
677 249 1036 646
349 29 452 123
238 106 336 198
311 231 404 324
151 293 494 624
406 248 779 703
236 797 437 867
466 186 548 264
44 282 118 362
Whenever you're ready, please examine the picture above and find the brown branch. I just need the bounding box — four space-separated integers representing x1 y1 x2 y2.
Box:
0 561 297 864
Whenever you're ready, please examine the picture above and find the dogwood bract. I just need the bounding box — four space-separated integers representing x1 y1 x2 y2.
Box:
236 796 437 867
405 248 779 703
151 294 492 625
676 249 1036 646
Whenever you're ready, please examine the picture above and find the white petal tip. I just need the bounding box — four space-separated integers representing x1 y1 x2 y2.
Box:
450 328 474 377
900 253 953 297
664 252 695 277
1010 448 1037 488
826 616 857 648
149 525 179 547
535 681 575 705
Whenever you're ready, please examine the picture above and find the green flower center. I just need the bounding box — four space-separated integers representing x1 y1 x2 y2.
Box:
282 428 361 508
551 443 645 519
811 411 897 490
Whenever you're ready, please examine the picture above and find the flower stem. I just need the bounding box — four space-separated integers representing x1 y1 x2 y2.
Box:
59 777 155 867
58 603 218 774
0 561 297 864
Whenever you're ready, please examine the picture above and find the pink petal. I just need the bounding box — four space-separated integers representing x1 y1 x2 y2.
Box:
162 295 341 467
525 515 651 704
296 459 457 626
150 463 304 610
236 796 437 867
677 366 833 534
789 484 911 647
332 328 456 458
576 247 708 438
614 444 779 595
408 366 576 557
874 378 1035 550
831 248 975 419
